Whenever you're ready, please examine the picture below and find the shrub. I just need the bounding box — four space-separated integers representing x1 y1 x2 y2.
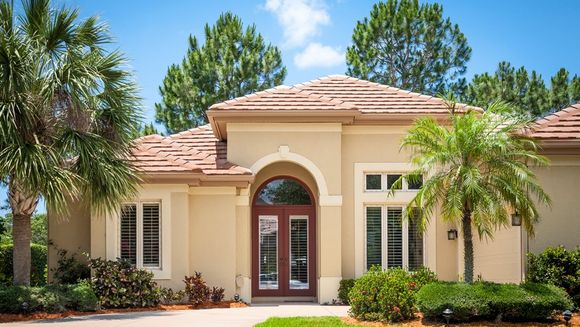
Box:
88 257 161 308
159 287 186 304
51 248 91 284
184 272 210 305
0 243 47 286
210 286 225 303
0 282 98 313
338 279 355 304
416 281 574 322
412 266 438 289
349 267 436 322
528 246 580 308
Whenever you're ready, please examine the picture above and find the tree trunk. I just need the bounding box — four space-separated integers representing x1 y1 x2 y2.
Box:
8 179 39 286
462 209 474 283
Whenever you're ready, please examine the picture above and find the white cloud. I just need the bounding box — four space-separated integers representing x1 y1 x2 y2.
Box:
265 0 330 48
293 42 344 69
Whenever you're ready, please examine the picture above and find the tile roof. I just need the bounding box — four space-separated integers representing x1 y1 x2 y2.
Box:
531 104 580 139
209 75 478 114
131 125 251 175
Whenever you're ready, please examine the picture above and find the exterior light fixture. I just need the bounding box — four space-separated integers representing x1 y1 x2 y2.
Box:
447 229 458 240
233 293 241 302
511 212 522 226
442 308 453 326
563 310 572 326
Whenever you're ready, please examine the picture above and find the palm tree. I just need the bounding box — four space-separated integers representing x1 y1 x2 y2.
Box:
0 0 141 285
399 101 550 283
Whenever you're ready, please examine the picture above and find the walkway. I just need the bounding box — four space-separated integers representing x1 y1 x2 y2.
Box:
8 304 350 327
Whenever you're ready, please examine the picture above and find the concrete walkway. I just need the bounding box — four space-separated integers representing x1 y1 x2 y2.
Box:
8 304 350 327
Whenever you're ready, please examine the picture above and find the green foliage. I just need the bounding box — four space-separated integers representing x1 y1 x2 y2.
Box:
255 316 351 327
528 246 580 308
411 266 438 289
400 101 551 282
416 281 573 322
0 281 98 313
51 248 90 285
155 12 286 133
0 243 47 286
88 257 161 308
460 62 580 117
338 279 355 305
184 272 210 305
134 122 160 138
348 267 437 322
346 0 471 95
0 213 47 246
159 287 186 305
210 286 225 303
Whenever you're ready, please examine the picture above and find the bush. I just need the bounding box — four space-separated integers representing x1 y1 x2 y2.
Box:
88 257 161 308
184 272 210 305
159 287 186 304
348 267 437 322
51 248 91 284
0 243 47 286
528 246 579 308
338 279 355 304
416 281 574 322
210 286 225 303
0 282 98 313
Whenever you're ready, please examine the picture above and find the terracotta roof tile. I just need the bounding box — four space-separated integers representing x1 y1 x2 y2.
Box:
531 104 580 139
131 125 251 175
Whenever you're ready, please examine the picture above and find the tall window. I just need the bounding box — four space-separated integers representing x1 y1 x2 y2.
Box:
120 202 161 268
365 205 424 271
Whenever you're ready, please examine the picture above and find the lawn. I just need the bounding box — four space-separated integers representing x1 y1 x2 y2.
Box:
255 317 352 327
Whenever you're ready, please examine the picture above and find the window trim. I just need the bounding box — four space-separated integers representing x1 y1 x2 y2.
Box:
364 173 383 192
363 172 423 192
364 204 425 272
118 200 162 270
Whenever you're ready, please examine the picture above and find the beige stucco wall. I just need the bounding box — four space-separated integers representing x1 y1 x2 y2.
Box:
47 200 91 283
529 155 580 253
472 227 523 283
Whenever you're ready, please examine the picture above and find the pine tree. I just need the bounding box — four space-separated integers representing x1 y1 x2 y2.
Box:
346 0 471 95
551 68 571 111
155 12 286 134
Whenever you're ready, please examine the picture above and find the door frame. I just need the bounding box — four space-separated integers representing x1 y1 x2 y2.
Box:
251 176 317 297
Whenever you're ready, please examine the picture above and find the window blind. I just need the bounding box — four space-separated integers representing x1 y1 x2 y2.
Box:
387 207 403 268
366 207 382 270
120 204 137 265
408 208 423 270
142 203 160 267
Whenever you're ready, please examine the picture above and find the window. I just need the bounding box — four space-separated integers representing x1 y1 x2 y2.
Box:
386 174 402 190
364 205 424 271
407 174 423 190
256 178 312 205
120 202 161 268
365 207 382 270
365 174 382 191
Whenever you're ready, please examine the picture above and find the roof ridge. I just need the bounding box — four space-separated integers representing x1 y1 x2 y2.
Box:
209 85 291 109
533 103 580 130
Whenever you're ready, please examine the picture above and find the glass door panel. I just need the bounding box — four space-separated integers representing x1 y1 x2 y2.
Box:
258 215 279 290
289 215 309 290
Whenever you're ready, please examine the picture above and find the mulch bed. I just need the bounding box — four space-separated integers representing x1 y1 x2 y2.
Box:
342 313 580 326
0 301 248 323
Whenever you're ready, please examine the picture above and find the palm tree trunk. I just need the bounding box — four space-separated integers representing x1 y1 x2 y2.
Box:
8 179 39 286
462 209 474 283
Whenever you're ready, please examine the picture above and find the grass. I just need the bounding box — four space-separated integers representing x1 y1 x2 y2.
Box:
254 316 352 326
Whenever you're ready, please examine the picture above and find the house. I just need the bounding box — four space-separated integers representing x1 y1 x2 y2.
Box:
48 75 580 304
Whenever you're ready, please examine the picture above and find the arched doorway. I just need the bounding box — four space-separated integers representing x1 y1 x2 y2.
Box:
252 176 317 297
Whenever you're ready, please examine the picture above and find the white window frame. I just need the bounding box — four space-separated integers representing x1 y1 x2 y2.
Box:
118 200 162 270
363 204 425 272
363 172 422 192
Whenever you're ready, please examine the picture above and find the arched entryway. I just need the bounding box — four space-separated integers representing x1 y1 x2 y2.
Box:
251 176 317 297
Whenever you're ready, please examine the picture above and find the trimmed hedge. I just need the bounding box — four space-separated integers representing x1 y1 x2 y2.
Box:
0 243 47 286
416 281 573 322
348 267 437 322
528 246 580 308
0 281 98 313
338 279 355 304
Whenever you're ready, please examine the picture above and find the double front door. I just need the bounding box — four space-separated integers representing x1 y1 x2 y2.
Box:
252 206 316 297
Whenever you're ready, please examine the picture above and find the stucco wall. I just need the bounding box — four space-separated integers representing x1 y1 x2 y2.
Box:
529 155 580 253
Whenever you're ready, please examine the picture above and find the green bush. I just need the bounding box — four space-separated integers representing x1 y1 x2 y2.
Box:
348 267 437 322
338 279 355 304
88 257 161 308
528 246 579 308
416 281 574 322
0 282 98 313
51 248 91 284
0 243 47 286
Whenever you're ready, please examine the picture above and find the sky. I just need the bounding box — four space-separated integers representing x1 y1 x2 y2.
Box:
1 0 579 215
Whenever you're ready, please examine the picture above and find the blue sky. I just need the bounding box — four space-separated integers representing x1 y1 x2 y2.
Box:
2 0 579 215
